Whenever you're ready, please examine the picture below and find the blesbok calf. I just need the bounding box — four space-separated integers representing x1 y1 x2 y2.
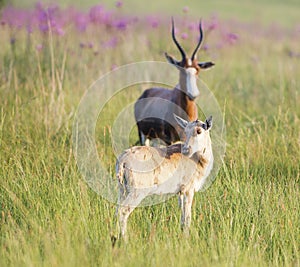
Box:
134 18 214 146
116 114 213 239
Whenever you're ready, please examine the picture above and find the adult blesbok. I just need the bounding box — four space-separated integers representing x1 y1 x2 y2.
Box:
116 114 213 240
134 18 214 146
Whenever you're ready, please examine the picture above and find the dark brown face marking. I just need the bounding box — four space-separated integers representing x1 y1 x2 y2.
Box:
192 59 201 74
183 58 200 74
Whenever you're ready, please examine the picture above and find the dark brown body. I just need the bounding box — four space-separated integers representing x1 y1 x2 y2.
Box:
134 87 198 145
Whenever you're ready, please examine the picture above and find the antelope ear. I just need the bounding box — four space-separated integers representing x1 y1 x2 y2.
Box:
165 52 181 67
198 62 215 70
205 116 213 130
174 114 188 129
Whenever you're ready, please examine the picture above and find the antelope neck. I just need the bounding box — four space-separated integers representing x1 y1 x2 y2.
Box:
174 86 198 121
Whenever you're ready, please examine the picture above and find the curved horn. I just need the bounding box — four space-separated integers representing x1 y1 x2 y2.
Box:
191 20 203 61
171 17 186 61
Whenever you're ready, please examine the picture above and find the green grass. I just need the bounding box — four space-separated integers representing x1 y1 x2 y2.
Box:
0 4 300 267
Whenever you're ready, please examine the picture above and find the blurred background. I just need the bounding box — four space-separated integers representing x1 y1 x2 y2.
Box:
2 0 300 27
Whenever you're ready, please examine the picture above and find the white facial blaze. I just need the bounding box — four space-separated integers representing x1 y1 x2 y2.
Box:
191 133 206 155
186 67 199 99
184 124 211 157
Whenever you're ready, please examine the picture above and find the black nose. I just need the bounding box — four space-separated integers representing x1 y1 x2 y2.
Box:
182 146 191 155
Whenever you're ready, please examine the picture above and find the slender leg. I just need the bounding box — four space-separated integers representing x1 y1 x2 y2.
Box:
179 193 185 228
182 190 194 234
118 205 135 241
139 131 145 146
118 191 145 241
145 138 150 147
112 182 127 243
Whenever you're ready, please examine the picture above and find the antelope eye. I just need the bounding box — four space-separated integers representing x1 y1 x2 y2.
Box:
196 128 202 135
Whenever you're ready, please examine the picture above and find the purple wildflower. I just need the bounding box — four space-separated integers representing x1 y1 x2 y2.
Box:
111 64 118 71
115 19 127 31
202 44 209 51
36 44 43 51
89 5 104 24
34 2 65 34
55 27 65 36
74 13 89 32
182 6 189 13
103 37 118 48
226 33 238 44
115 1 123 8
207 16 219 31
188 22 196 31
1 6 29 29
181 32 188 39
147 16 159 28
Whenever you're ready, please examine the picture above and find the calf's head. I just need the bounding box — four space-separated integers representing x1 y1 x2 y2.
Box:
174 114 213 157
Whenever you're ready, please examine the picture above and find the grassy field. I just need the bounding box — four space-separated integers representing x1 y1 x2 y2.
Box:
0 1 299 266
